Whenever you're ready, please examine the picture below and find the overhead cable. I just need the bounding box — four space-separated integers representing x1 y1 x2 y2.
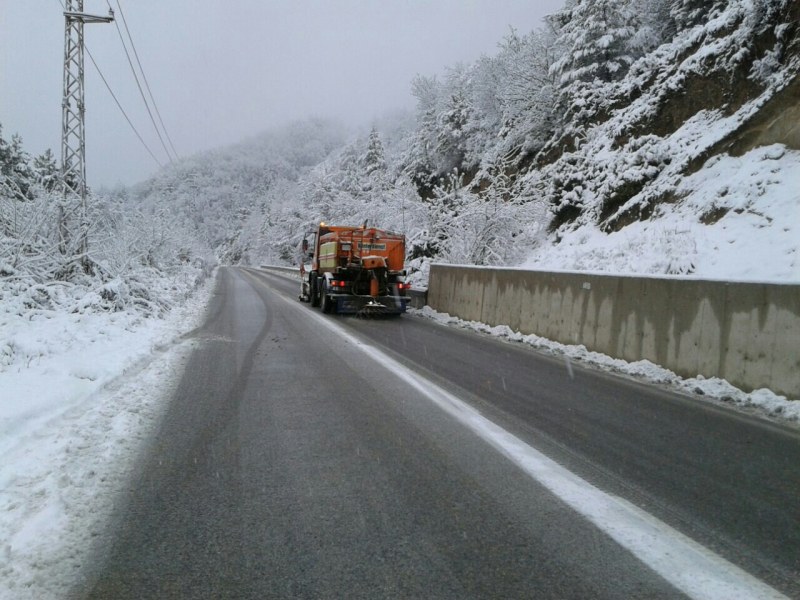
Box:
85 47 165 168
106 0 175 163
114 0 180 159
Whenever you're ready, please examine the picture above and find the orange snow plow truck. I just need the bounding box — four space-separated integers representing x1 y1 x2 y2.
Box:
299 222 410 315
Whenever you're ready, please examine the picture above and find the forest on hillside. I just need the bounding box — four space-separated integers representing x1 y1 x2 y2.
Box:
2 0 798 304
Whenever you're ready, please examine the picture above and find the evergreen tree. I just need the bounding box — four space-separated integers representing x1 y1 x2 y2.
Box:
549 0 641 85
404 74 441 196
0 126 33 200
362 128 387 176
435 65 474 172
637 0 676 47
0 124 10 178
32 148 60 192
336 142 364 198
670 0 717 29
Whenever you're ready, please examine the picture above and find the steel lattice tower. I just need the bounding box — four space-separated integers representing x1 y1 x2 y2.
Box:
60 1 112 259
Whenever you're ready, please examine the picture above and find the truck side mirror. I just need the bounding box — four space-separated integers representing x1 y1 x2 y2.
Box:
302 239 309 252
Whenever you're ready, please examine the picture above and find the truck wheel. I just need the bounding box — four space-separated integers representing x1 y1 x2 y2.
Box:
310 275 320 307
321 283 333 314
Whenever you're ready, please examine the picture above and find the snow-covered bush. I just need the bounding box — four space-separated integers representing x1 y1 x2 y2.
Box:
0 125 209 321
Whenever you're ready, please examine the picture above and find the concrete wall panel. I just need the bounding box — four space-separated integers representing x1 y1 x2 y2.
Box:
428 265 800 399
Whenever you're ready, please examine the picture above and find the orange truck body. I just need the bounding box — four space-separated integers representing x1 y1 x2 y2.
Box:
300 224 409 315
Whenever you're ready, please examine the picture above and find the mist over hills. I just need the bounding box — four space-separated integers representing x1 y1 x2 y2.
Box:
4 0 798 297
123 0 798 284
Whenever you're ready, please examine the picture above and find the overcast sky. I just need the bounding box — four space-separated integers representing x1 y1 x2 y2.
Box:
1 0 563 187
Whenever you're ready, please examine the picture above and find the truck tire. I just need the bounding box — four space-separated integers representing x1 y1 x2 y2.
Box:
321 282 333 314
310 274 320 307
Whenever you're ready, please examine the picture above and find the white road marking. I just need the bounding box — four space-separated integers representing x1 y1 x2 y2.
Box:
259 270 788 600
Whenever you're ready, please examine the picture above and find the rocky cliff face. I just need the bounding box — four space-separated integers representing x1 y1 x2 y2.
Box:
533 1 799 235
712 66 800 156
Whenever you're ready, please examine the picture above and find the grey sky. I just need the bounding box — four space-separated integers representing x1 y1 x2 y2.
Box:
1 1 563 187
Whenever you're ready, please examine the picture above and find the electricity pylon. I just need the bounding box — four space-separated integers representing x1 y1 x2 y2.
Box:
60 1 113 267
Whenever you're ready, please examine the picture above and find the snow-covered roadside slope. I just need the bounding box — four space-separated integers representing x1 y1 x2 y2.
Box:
523 145 800 281
520 1 800 282
0 274 215 600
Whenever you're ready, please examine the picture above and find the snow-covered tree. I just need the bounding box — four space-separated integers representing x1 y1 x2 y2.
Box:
491 26 560 157
435 65 476 173
336 142 366 197
32 149 60 192
0 126 34 200
670 0 715 29
362 127 387 176
632 0 675 50
404 74 442 196
549 0 643 85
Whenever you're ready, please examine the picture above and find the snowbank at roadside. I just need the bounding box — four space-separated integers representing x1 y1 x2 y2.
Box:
0 271 215 599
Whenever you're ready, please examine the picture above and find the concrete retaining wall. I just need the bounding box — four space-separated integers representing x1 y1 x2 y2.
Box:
407 289 428 310
427 265 800 399
258 265 298 274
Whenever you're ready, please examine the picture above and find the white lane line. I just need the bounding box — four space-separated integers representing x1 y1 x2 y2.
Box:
264 277 788 600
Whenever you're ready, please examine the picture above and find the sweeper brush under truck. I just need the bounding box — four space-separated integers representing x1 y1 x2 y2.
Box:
298 223 410 315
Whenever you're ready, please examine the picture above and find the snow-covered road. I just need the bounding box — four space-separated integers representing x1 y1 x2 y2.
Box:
82 268 798 599
2 265 798 598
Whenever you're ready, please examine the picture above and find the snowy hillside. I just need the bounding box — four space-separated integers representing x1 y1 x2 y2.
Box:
521 0 800 281
524 145 800 281
117 0 799 285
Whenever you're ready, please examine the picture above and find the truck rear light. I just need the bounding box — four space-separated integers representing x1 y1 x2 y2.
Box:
397 282 411 290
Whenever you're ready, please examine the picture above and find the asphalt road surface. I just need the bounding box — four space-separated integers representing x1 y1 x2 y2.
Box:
78 267 800 599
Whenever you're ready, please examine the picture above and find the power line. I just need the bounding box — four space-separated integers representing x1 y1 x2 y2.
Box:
113 0 180 159
86 47 165 168
106 0 175 163
54 0 163 169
